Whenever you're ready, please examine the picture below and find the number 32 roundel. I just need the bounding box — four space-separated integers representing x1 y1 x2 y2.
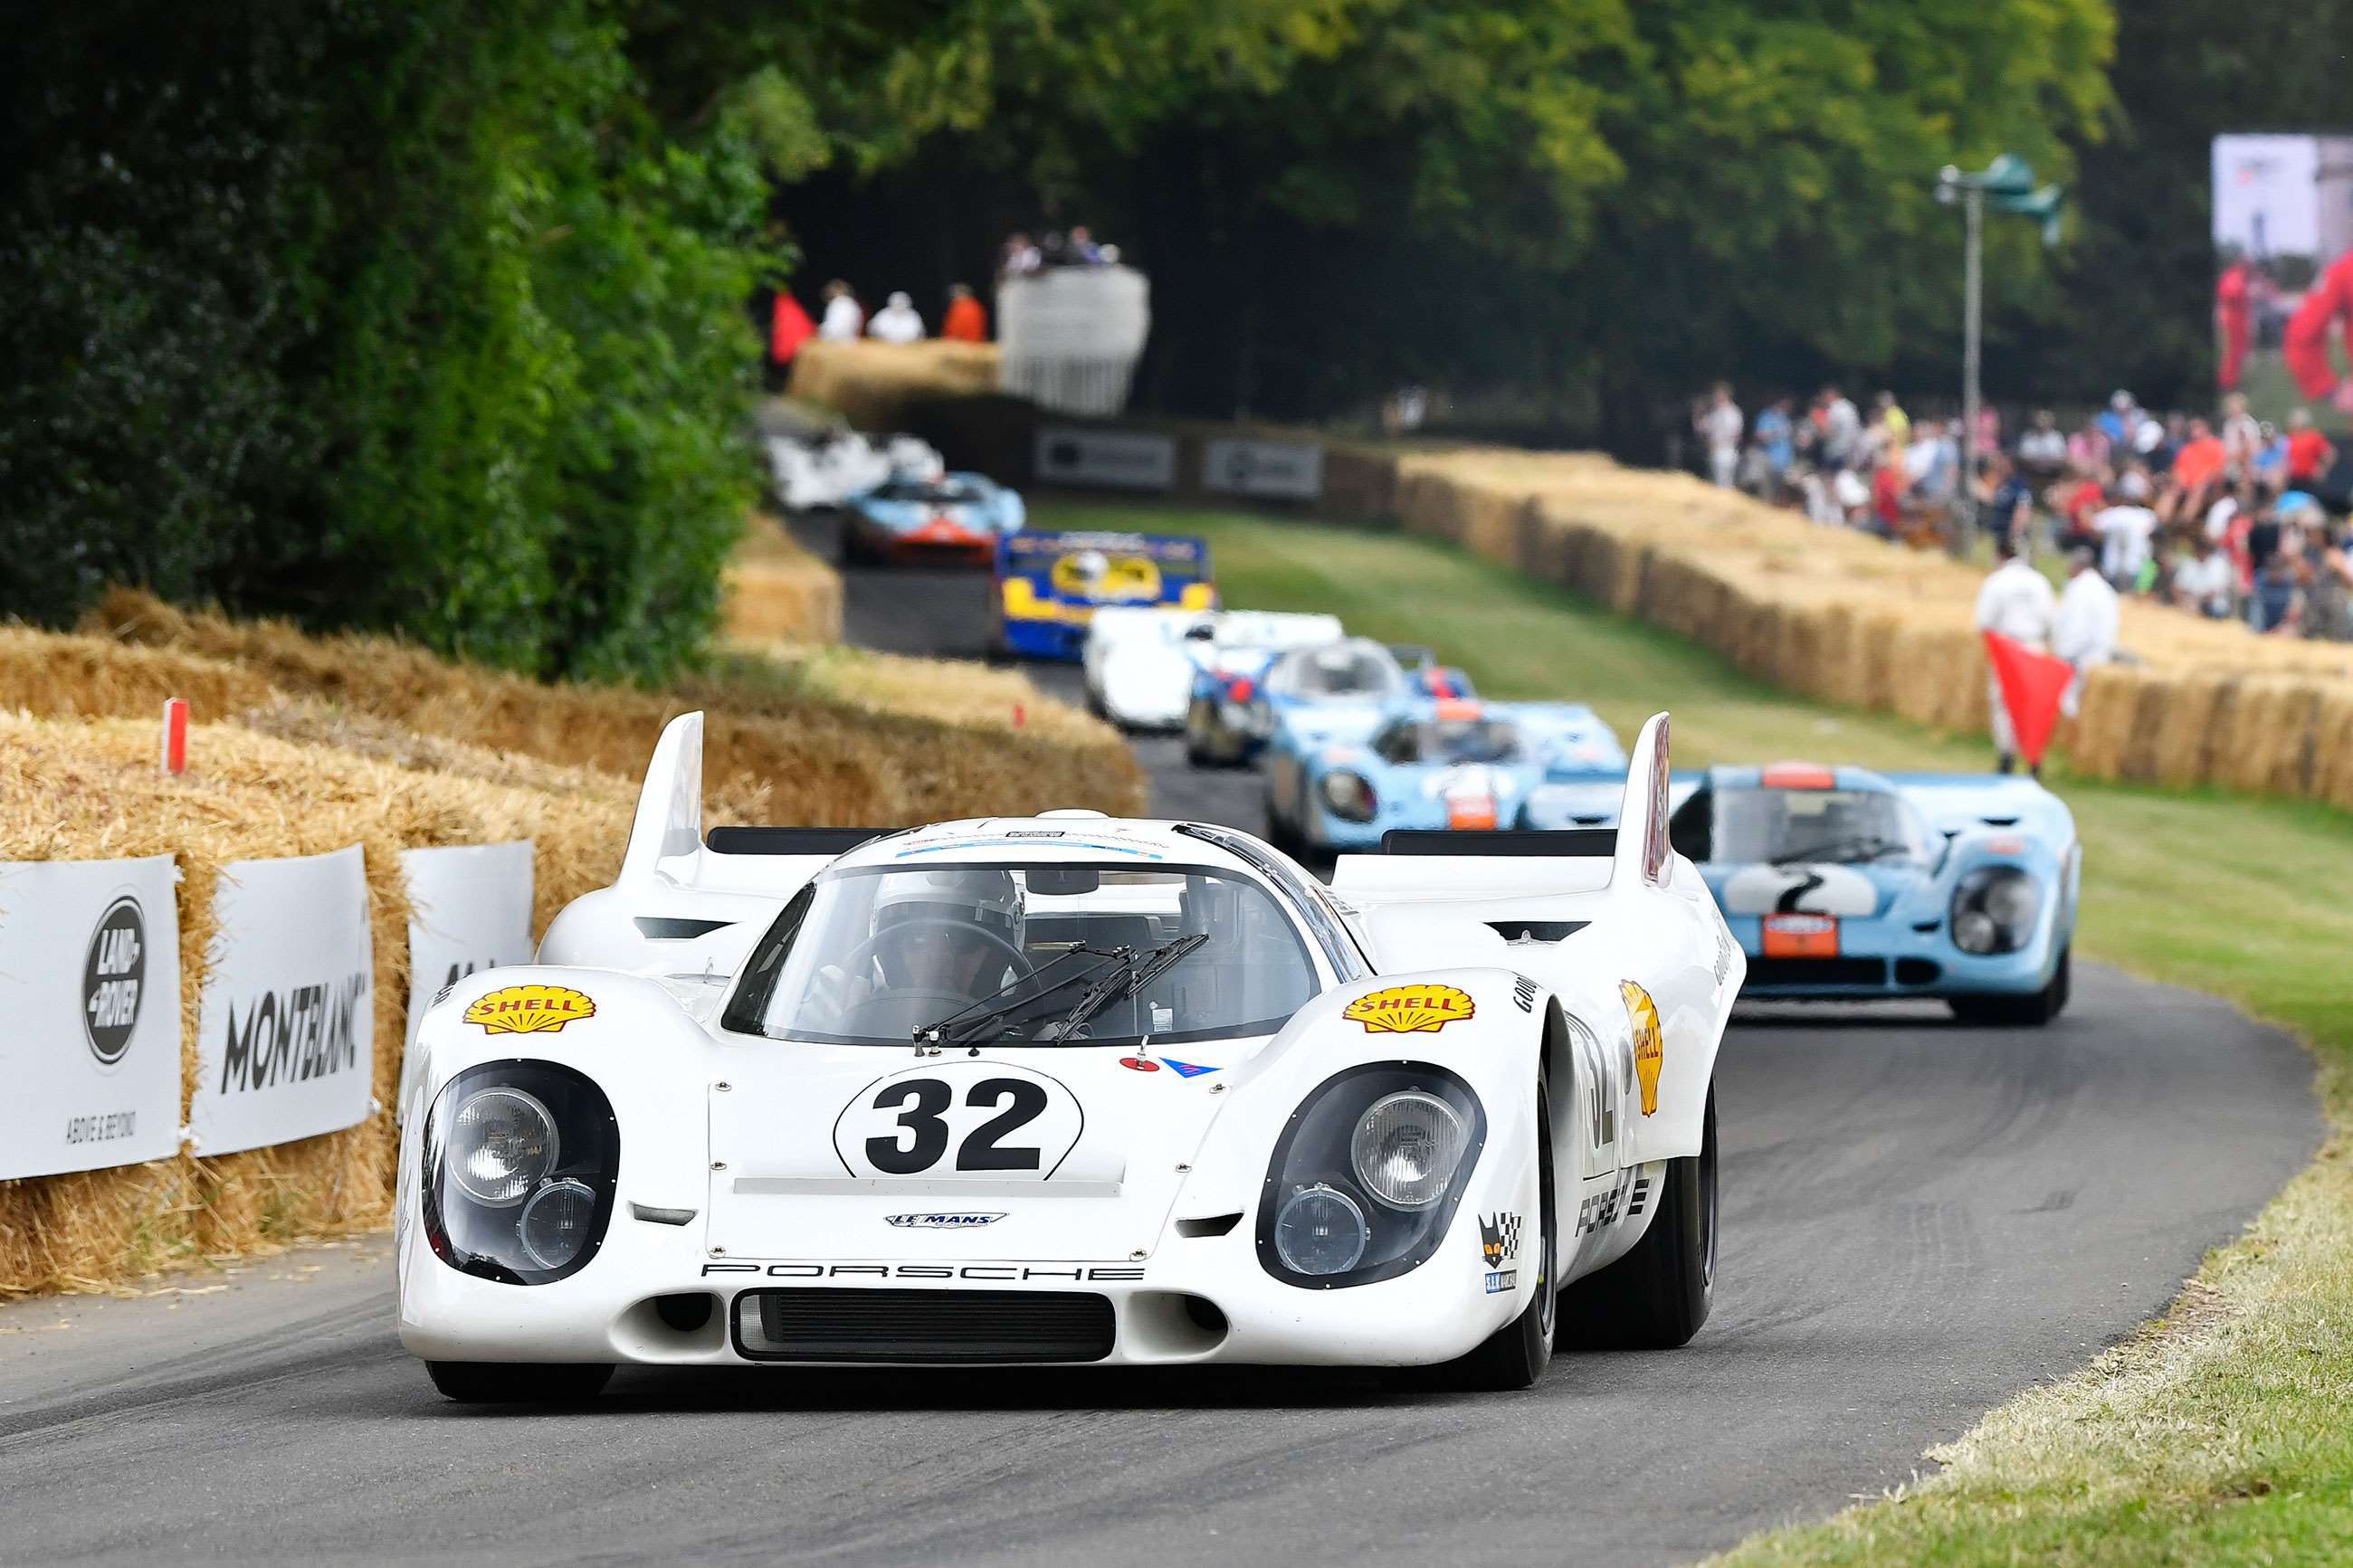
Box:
834 1061 1085 1181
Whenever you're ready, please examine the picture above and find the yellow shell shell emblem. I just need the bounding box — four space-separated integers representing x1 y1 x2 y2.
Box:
1344 984 1476 1034
1622 980 1662 1116
464 983 596 1035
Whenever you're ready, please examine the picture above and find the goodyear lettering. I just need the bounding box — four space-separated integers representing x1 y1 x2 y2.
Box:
218 972 368 1094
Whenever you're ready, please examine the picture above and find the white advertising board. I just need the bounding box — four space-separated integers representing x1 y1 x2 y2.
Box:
398 841 535 1117
0 856 183 1179
1034 426 1177 491
1202 438 1324 499
189 844 375 1157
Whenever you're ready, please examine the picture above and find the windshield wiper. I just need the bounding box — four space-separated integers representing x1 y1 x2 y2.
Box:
1771 833 1905 865
1045 933 1209 1044
912 945 1126 1046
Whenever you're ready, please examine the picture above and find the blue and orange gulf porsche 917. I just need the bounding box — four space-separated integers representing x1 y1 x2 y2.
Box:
1664 763 2079 1024
993 529 1215 661
842 470 1025 565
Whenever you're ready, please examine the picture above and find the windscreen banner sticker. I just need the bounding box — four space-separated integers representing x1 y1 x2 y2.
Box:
834 1061 1083 1180
1343 984 1476 1033
464 983 595 1035
1622 980 1662 1117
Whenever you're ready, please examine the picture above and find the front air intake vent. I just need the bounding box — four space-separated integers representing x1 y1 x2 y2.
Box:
737 1289 1115 1364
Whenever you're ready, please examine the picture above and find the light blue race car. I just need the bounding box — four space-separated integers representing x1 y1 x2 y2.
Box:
1185 637 1475 768
1662 763 2079 1023
1264 698 1620 857
843 470 1025 565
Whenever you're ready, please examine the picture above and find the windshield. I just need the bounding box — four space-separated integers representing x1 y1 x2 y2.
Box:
1377 717 1525 765
1274 645 1399 699
727 862 1319 1045
871 480 982 504
1712 786 1937 866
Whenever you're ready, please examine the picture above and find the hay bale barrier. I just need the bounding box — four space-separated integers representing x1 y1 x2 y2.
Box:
724 514 845 645
1339 446 2353 809
0 591 1139 1296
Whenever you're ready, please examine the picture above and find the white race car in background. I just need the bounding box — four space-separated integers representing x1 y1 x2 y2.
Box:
766 431 945 512
395 712 1733 1401
1083 608 1345 731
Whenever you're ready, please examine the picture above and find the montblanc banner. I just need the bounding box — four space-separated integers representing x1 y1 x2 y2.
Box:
189 844 375 1156
0 856 183 1180
1201 438 1324 499
397 841 534 1118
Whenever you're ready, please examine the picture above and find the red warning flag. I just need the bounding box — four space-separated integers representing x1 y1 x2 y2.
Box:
1982 631 2072 767
771 292 815 363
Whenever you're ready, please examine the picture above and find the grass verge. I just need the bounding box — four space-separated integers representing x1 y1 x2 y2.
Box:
1040 499 2353 1567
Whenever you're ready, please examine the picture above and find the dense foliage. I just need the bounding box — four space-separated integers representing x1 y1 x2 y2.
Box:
11 1 2313 654
2 1 767 679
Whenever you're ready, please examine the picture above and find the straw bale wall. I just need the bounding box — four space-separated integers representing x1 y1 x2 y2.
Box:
724 514 844 645
0 715 628 1297
786 339 1002 432
1341 446 2353 809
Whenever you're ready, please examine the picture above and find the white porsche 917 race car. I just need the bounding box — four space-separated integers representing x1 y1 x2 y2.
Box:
395 712 1735 1401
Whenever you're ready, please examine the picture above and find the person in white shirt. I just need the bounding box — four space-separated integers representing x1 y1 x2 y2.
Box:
2171 537 2236 618
1694 383 1743 487
2092 501 2158 586
1818 385 1862 470
817 280 862 342
866 290 925 343
2052 546 2120 717
1973 536 2058 774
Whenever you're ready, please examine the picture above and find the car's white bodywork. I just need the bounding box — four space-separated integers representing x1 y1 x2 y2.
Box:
395 712 1734 1373
1082 608 1345 731
766 432 944 511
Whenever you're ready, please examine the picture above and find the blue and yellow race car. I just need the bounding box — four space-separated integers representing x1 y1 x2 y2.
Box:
1662 763 2079 1023
843 470 1025 565
993 529 1215 661
1264 697 1619 857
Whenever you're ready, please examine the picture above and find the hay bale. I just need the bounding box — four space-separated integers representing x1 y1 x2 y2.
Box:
723 514 844 645
0 715 628 1297
786 339 1002 431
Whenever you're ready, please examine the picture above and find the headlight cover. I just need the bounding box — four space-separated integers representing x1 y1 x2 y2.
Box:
423 1060 618 1286
1951 866 2040 955
1258 1063 1484 1289
1319 771 1377 823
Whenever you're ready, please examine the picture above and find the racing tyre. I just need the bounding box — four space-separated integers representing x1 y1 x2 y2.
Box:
1556 1087 1716 1351
1948 946 2069 1027
425 1361 614 1404
1443 1083 1558 1392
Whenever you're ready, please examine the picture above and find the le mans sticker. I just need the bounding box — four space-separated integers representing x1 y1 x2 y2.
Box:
464 983 596 1035
1621 980 1662 1116
1344 984 1475 1034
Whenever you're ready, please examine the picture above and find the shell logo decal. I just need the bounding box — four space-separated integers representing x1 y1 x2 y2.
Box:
464 984 596 1035
1344 984 1476 1034
1622 980 1662 1116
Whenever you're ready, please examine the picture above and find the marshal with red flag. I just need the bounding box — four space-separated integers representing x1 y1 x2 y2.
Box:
770 292 814 364
1982 631 2072 767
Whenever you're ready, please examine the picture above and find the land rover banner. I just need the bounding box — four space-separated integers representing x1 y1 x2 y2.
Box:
0 855 183 1180
397 840 535 1118
189 843 375 1157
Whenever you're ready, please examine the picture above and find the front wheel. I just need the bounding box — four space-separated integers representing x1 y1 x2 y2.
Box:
425 1361 614 1405
1555 1087 1716 1351
1948 945 2069 1027
1443 1083 1558 1392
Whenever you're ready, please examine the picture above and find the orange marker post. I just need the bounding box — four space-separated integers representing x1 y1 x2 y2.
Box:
160 697 188 775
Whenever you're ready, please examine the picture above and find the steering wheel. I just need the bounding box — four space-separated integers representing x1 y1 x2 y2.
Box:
840 917 1035 992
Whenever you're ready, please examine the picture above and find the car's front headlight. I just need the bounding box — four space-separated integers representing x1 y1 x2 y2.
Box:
1319 770 1377 823
423 1061 618 1285
1951 866 2041 955
1258 1064 1483 1288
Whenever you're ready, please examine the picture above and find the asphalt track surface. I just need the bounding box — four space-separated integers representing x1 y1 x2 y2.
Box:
0 531 2320 1567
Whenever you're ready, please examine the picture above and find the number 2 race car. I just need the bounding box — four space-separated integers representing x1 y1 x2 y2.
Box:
395 714 1734 1401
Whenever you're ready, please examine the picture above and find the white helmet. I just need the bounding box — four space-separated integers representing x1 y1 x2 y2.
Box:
872 869 1024 946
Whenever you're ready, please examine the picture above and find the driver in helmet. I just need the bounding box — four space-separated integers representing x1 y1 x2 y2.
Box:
867 869 1027 1002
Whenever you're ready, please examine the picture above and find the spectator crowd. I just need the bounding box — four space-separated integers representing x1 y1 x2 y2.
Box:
1695 381 2353 641
787 224 1126 358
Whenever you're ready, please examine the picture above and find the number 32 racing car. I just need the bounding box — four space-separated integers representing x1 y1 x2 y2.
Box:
395 714 1736 1400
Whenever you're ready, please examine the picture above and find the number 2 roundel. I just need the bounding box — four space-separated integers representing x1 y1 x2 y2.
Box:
834 1061 1084 1181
